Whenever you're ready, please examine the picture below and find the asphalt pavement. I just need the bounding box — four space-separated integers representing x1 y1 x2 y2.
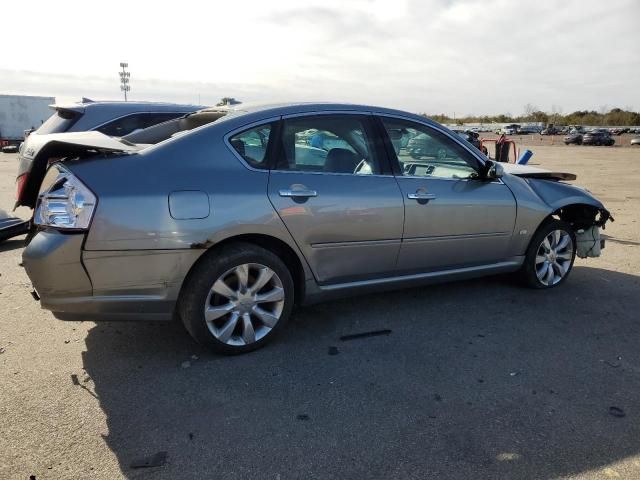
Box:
1 146 639 479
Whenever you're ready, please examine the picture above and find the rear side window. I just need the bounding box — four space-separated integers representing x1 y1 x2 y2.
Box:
96 112 184 137
36 109 81 134
229 124 273 169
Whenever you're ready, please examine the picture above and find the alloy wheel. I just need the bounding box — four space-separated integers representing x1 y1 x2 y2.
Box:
535 229 574 286
204 263 285 346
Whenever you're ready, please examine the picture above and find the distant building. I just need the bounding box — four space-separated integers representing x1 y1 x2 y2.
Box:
0 94 55 140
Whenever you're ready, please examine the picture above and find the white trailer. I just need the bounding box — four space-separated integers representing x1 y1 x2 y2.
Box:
0 94 55 142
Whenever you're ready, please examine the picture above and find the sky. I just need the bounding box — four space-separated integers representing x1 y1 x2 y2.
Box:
1 0 638 116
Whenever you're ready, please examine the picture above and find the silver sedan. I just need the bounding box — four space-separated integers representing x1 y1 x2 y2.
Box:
21 103 612 354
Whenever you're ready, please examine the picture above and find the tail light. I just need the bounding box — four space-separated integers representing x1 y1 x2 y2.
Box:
16 174 28 200
33 164 96 230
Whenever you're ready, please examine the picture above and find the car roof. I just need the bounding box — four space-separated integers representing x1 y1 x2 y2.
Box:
52 101 206 133
213 101 439 128
52 100 204 114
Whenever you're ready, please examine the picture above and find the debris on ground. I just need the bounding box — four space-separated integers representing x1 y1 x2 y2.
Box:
601 360 621 368
600 356 623 368
70 374 98 399
296 414 310 421
191 354 199 360
181 361 191 369
609 406 626 418
130 451 168 469
340 329 392 341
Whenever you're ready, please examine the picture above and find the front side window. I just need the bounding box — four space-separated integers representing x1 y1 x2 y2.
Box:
277 115 379 175
381 118 480 179
229 124 272 169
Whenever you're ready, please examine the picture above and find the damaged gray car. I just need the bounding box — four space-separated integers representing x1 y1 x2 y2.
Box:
20 103 612 354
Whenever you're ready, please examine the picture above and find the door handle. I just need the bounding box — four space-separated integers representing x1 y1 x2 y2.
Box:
279 189 318 198
407 192 436 200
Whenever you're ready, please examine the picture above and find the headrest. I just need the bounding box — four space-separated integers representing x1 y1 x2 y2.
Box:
324 148 358 173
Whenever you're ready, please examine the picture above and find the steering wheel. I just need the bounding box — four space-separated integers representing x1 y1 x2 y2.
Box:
354 159 373 175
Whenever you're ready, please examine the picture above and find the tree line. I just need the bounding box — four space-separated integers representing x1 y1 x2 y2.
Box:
426 106 640 126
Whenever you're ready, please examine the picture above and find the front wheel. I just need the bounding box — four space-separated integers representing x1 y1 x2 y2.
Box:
520 219 576 289
179 243 294 354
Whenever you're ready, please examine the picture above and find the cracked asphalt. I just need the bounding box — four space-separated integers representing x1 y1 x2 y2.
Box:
1 145 639 479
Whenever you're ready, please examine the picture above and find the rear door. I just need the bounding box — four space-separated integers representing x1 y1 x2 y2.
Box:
267 113 404 284
379 116 517 273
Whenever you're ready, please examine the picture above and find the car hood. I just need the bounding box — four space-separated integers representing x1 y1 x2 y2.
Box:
501 163 577 181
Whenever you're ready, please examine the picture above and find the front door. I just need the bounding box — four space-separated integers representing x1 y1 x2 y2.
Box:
379 117 517 273
268 114 404 284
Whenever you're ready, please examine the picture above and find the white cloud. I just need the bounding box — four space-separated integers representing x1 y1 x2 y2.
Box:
0 0 638 115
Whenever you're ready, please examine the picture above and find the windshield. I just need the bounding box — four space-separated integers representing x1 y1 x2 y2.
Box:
36 109 81 135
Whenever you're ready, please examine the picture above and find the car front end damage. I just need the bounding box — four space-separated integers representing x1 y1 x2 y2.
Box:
524 176 613 259
554 203 611 258
499 162 613 260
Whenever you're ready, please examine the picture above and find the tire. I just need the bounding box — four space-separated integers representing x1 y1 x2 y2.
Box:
178 242 295 354
519 219 576 289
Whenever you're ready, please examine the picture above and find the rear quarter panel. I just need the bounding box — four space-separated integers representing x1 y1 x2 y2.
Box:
71 125 293 252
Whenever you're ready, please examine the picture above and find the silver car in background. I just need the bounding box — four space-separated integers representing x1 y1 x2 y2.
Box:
15 100 202 209
21 103 612 354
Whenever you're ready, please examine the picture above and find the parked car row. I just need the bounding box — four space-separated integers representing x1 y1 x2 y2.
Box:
564 129 615 146
608 127 640 135
15 101 612 354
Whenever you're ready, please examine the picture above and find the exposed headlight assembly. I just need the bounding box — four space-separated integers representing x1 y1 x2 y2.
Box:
34 164 96 230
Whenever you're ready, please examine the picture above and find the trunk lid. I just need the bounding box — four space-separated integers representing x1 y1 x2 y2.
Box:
15 131 141 208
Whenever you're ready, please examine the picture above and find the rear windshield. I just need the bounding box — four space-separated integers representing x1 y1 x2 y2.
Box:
36 109 81 135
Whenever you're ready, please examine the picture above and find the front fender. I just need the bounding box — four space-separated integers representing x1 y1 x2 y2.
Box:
500 175 611 257
525 178 605 212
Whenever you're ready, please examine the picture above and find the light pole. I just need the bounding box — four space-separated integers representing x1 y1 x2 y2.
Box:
119 62 131 101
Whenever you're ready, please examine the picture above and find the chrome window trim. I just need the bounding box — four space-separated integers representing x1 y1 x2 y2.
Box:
396 174 504 185
223 116 281 173
223 114 503 184
267 169 394 179
281 110 373 119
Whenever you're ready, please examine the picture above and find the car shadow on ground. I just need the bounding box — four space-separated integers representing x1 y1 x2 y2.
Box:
81 266 640 479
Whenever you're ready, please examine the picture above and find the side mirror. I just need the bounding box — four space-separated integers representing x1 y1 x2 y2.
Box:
479 160 503 180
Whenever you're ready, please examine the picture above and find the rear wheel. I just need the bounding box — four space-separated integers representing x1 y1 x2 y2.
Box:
179 243 294 354
520 219 576 289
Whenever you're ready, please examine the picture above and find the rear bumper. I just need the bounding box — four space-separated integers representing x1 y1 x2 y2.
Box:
22 231 203 321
